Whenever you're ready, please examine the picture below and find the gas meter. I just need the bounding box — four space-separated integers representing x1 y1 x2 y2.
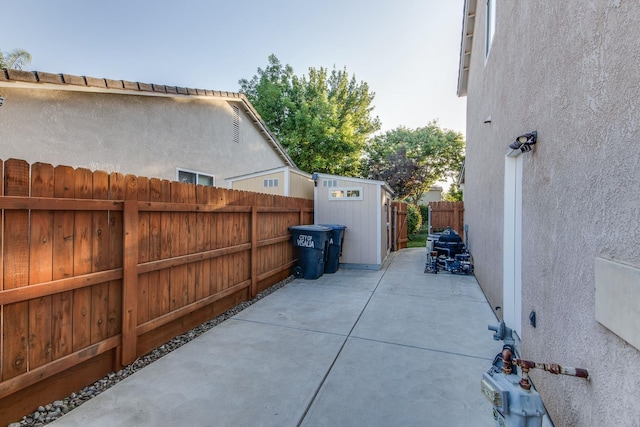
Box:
482 321 589 427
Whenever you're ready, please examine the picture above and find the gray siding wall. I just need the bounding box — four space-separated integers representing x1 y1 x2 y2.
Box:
0 88 286 181
316 177 381 267
464 1 640 425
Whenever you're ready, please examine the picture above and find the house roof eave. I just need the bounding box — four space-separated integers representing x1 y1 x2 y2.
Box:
457 0 477 97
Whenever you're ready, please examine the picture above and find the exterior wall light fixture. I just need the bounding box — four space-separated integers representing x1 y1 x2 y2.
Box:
508 131 537 153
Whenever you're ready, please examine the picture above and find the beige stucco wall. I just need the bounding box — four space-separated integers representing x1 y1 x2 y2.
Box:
0 87 287 182
226 168 313 199
463 1 640 425
229 171 285 195
288 170 313 200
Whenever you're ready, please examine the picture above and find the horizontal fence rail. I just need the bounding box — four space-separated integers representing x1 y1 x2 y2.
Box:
0 158 313 424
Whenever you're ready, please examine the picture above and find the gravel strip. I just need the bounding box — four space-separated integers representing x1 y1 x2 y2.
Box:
9 277 294 427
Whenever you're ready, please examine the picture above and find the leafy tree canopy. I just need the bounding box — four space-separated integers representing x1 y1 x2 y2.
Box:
444 182 463 202
0 48 32 70
361 122 465 203
239 54 380 176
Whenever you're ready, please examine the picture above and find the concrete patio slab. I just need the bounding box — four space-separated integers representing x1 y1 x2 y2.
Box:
48 248 503 427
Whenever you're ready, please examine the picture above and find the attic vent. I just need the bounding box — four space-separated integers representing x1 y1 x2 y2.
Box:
323 180 338 188
232 105 240 143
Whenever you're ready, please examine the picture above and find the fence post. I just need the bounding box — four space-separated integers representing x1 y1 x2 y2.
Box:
250 206 258 298
122 199 139 365
393 205 398 251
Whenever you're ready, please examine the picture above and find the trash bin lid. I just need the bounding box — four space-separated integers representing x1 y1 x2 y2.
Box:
289 225 332 232
318 224 347 230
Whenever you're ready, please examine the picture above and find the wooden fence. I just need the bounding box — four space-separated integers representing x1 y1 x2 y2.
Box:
0 158 313 425
428 201 464 237
392 201 408 250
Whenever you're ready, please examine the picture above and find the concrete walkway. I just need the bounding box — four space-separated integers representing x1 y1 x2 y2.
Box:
50 248 503 427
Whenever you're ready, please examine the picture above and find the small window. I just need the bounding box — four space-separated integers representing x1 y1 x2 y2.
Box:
486 0 496 58
263 178 279 188
177 168 215 186
323 179 338 187
329 187 363 201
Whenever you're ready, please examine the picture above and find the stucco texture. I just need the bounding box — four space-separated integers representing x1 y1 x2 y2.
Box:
463 1 640 425
0 87 286 182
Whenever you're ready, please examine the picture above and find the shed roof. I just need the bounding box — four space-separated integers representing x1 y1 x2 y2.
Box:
224 165 311 182
314 172 394 195
0 68 296 168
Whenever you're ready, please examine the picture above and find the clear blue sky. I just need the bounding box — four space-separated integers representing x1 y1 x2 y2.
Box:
3 0 466 135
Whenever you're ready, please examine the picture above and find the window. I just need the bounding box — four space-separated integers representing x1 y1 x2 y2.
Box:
177 168 215 186
323 179 338 187
329 187 363 201
263 178 279 187
486 0 496 58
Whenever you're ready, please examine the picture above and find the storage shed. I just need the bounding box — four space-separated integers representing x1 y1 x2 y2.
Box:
313 173 394 270
224 166 313 199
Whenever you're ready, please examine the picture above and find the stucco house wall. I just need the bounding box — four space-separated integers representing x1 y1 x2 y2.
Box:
0 70 295 182
459 1 640 426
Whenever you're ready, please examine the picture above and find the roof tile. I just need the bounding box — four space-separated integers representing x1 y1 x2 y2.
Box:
122 80 139 90
85 76 107 88
138 82 153 92
7 69 38 83
187 88 197 95
152 84 167 93
0 69 9 81
62 74 86 86
35 71 64 84
105 79 124 89
176 87 188 95
165 86 178 94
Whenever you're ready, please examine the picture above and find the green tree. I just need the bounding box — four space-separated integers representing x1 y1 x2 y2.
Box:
361 122 465 202
239 55 380 175
443 183 463 201
0 48 32 70
406 203 423 234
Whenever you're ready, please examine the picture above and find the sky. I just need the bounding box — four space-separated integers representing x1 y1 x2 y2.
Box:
2 0 467 135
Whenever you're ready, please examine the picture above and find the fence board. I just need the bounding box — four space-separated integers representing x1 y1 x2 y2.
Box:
170 182 187 311
137 176 150 325
148 178 164 320
52 165 75 360
186 184 196 305
72 168 93 352
90 171 110 345
3 159 30 380
158 179 172 318
28 163 55 370
108 173 124 339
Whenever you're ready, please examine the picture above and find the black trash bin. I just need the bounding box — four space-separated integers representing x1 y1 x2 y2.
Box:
319 224 347 273
289 225 332 279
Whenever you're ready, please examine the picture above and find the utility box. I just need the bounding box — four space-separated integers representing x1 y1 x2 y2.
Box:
481 366 546 427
